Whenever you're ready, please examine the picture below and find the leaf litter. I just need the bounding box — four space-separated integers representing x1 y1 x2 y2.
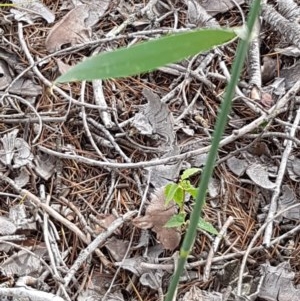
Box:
0 0 300 300
133 187 181 251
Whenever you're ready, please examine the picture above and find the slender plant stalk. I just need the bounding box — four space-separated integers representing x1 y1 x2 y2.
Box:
164 0 262 300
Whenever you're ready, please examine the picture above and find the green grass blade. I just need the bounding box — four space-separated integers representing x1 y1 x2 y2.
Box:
55 29 236 83
164 0 262 300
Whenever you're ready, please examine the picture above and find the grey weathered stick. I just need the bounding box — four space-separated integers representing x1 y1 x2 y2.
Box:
0 287 65 301
263 93 300 246
203 216 234 281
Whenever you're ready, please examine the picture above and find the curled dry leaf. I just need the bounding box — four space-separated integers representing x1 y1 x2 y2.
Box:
280 61 300 89
0 46 34 78
0 131 32 168
278 185 300 221
287 156 300 181
55 58 72 75
0 60 12 90
269 77 286 97
226 156 248 176
148 146 182 189
9 78 42 99
52 205 75 221
132 187 181 250
132 88 175 147
115 256 146 276
0 129 18 166
246 163 276 189
291 157 300 177
78 289 124 301
0 216 17 235
77 271 124 301
199 0 245 16
208 177 220 198
9 204 37 231
105 237 130 261
14 167 30 188
33 152 56 180
13 138 34 168
140 270 163 290
259 262 300 301
11 0 55 24
186 0 219 27
1 245 47 277
275 45 300 57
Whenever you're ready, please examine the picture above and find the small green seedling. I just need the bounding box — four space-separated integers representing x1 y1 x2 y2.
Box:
164 168 218 235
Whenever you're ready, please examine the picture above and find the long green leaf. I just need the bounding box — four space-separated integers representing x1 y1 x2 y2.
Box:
55 29 236 83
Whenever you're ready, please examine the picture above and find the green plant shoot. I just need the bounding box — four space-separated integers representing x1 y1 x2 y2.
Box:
164 168 218 235
165 1 262 300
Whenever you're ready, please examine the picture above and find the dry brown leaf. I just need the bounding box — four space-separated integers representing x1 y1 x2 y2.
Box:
45 1 109 53
199 0 245 16
186 0 219 27
133 188 181 250
132 88 175 147
45 5 92 53
261 56 277 84
226 156 248 176
105 237 130 261
77 271 125 301
92 214 117 235
148 146 182 188
9 78 42 98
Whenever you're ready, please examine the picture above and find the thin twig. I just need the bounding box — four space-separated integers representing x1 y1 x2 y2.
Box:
203 216 234 281
263 97 300 246
63 210 137 287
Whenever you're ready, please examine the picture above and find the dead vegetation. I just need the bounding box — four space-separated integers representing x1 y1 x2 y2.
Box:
0 0 300 300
